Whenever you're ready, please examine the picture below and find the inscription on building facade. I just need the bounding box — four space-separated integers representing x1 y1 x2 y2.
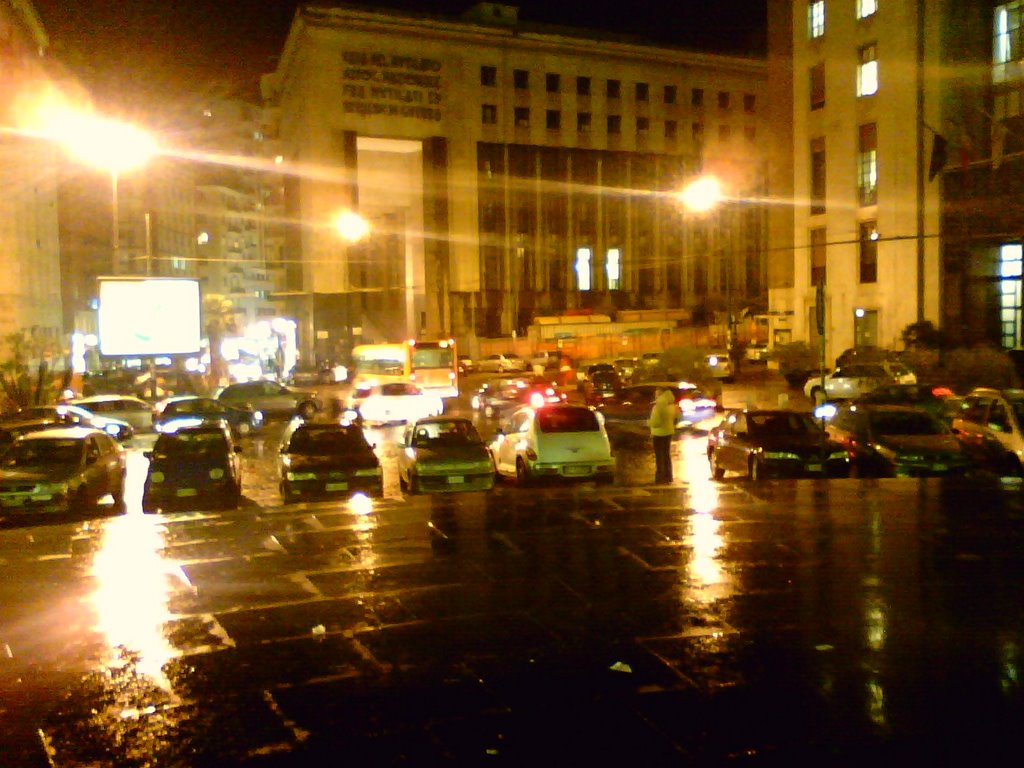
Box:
341 52 442 121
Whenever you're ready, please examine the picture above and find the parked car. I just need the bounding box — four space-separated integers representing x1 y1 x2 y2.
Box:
471 376 565 418
69 395 155 432
597 382 719 430
582 368 622 405
0 427 125 514
154 396 263 438
477 353 528 373
613 357 640 383
278 421 382 503
950 387 1024 476
0 418 66 454
489 404 615 485
457 355 475 375
142 422 242 512
744 343 770 363
826 402 973 477
803 363 901 402
702 350 735 382
348 381 444 425
707 409 851 481
4 404 134 441
288 364 336 386
397 417 496 494
852 384 960 424
217 380 320 420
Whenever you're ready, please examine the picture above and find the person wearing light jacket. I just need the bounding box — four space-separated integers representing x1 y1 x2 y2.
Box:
648 387 679 484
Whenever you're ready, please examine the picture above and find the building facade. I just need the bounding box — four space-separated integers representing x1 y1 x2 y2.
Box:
263 3 769 359
773 0 946 363
0 0 63 341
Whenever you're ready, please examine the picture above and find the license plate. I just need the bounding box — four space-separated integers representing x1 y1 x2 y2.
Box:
564 465 591 476
326 482 348 491
446 476 464 484
176 488 198 497
806 463 822 472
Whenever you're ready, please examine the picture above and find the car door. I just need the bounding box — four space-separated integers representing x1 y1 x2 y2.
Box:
82 436 109 496
494 411 527 474
952 395 996 465
716 414 750 473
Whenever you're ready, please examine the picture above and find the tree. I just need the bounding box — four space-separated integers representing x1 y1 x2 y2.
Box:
901 320 945 350
0 331 68 413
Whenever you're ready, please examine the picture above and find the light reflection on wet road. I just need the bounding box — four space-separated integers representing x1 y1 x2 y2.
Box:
2 414 1024 764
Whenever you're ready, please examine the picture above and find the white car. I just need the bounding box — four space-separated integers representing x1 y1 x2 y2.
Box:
351 382 444 425
489 403 615 485
703 351 735 381
477 353 529 373
803 362 908 402
70 395 156 432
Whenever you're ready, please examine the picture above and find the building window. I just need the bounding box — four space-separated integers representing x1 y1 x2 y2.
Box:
810 62 825 110
809 0 825 39
665 120 678 139
858 0 878 19
546 73 560 93
513 69 529 89
718 124 731 142
858 122 878 206
664 85 677 104
514 107 530 127
692 122 705 146
858 43 878 96
575 247 593 291
637 116 650 133
577 112 592 133
607 79 621 99
717 91 730 109
743 94 756 113
744 125 756 142
606 248 621 290
691 88 704 107
810 137 826 215
859 221 878 283
635 82 649 102
577 76 591 96
482 104 497 124
994 3 1024 84
546 109 561 130
810 227 827 284
607 115 621 134
1000 243 1023 348
481 65 497 86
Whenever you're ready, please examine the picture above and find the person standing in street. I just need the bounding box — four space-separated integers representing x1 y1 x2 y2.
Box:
648 387 679 484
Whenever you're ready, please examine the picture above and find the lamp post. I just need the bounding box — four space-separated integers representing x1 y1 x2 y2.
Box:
677 175 734 350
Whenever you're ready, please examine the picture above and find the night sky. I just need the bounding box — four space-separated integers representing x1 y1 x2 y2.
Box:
31 1 767 104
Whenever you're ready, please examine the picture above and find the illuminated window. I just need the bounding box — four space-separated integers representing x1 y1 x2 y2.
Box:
858 44 878 96
859 221 878 283
858 122 877 206
810 227 827 284
994 3 1024 85
808 0 825 39
606 248 621 290
858 0 878 19
1000 243 1023 348
575 248 592 291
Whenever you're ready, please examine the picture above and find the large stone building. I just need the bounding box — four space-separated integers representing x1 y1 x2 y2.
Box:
0 0 63 340
262 2 769 359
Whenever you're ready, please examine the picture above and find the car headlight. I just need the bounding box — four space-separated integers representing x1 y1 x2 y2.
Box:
209 468 225 480
253 411 264 423
150 471 164 483
286 471 317 481
104 424 120 436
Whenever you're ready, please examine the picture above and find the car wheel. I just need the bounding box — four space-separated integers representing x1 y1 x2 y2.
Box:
515 457 532 487
111 474 126 505
709 450 725 480
298 401 317 419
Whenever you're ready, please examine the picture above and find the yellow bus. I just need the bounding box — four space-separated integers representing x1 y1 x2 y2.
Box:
351 339 459 398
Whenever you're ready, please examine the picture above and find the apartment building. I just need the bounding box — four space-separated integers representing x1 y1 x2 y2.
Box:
262 2 769 358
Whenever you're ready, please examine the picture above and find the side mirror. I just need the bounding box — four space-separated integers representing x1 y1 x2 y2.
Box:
143 451 153 460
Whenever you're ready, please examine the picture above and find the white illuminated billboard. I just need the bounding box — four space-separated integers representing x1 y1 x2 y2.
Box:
98 278 202 356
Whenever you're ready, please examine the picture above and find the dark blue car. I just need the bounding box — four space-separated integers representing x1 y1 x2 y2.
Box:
153 396 263 438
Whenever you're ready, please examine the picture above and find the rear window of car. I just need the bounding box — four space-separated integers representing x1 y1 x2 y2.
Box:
748 412 819 436
153 430 229 457
4 438 84 466
869 410 945 435
287 426 370 454
536 408 600 433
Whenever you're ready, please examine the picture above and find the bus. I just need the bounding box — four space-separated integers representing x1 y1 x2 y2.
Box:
351 339 459 399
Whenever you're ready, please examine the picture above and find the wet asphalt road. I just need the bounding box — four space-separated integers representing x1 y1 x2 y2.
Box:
2 373 1024 765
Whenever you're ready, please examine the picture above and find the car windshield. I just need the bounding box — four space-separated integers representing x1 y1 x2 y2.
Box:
287 426 369 455
869 410 945 436
153 431 229 458
3 439 84 467
747 412 820 436
536 408 600 433
413 421 482 446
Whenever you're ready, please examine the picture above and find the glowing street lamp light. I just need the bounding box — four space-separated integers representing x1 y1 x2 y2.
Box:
334 209 370 243
677 174 724 213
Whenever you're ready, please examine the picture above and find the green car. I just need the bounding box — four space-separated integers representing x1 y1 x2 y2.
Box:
397 417 496 493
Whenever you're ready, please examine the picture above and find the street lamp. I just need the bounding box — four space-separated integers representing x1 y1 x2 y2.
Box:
334 208 370 242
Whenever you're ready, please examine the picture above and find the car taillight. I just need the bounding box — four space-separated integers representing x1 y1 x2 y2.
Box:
931 386 953 397
529 392 545 408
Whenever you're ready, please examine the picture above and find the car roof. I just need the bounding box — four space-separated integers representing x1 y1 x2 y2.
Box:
74 394 146 403
18 426 103 440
